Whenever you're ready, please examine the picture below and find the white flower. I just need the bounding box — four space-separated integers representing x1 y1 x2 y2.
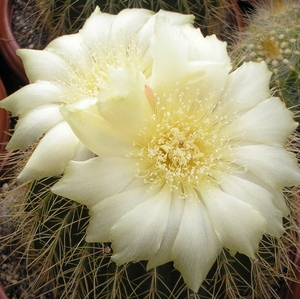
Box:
52 14 300 292
0 8 194 181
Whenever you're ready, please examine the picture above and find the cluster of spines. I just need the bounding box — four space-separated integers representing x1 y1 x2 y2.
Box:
230 0 300 111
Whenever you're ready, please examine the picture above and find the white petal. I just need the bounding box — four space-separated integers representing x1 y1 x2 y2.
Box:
18 122 79 181
150 16 190 94
111 184 172 264
147 191 184 269
172 188 221 292
51 156 139 208
79 7 115 46
96 68 153 140
201 187 266 258
234 145 300 188
136 10 193 57
0 81 62 115
190 33 230 66
46 33 94 74
219 174 284 237
72 142 94 162
222 61 272 113
17 49 73 83
220 97 297 145
7 105 63 151
61 100 133 157
233 171 289 216
86 184 152 242
110 9 153 46
150 17 230 101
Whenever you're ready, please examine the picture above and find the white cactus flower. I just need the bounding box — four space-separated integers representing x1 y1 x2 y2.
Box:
51 12 300 292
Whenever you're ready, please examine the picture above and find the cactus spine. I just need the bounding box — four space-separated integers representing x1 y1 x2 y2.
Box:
230 0 300 111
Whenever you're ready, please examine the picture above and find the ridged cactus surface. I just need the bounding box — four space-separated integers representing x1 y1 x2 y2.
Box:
230 0 300 110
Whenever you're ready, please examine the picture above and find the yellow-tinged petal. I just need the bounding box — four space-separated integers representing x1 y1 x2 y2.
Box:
192 34 231 65
79 7 115 45
136 9 194 55
111 184 172 264
18 122 80 181
172 188 221 292
222 61 272 114
96 67 153 138
219 174 284 237
146 191 184 269
51 157 139 208
46 34 94 75
150 16 231 102
150 15 190 94
87 184 152 242
219 97 297 145
6 105 63 151
234 145 300 188
110 8 154 46
17 49 74 83
0 81 62 115
233 171 289 216
61 100 134 157
201 187 266 258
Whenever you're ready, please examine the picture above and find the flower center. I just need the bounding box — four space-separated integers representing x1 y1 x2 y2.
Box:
133 90 241 193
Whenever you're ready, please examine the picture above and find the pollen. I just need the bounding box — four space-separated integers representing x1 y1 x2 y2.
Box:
132 91 236 192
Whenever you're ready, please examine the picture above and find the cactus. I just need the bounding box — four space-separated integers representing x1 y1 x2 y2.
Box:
1 1 300 298
229 0 300 111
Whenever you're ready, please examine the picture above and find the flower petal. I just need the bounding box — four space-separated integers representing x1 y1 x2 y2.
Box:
233 171 289 216
219 174 284 237
6 105 63 151
201 187 266 258
46 33 94 75
18 122 80 181
51 156 139 208
0 81 62 115
111 184 172 264
147 191 184 269
136 10 194 57
79 7 115 46
17 49 74 83
233 145 300 188
61 99 133 157
150 16 230 102
222 61 272 113
96 67 153 139
110 8 153 46
219 97 297 145
188 32 231 66
172 188 221 292
86 184 152 242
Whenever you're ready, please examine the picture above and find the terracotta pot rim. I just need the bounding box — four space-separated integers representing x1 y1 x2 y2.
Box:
0 78 10 174
0 282 9 299
0 0 28 84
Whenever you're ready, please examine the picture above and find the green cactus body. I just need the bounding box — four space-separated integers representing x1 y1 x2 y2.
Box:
39 0 231 39
1 1 300 298
230 0 300 111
